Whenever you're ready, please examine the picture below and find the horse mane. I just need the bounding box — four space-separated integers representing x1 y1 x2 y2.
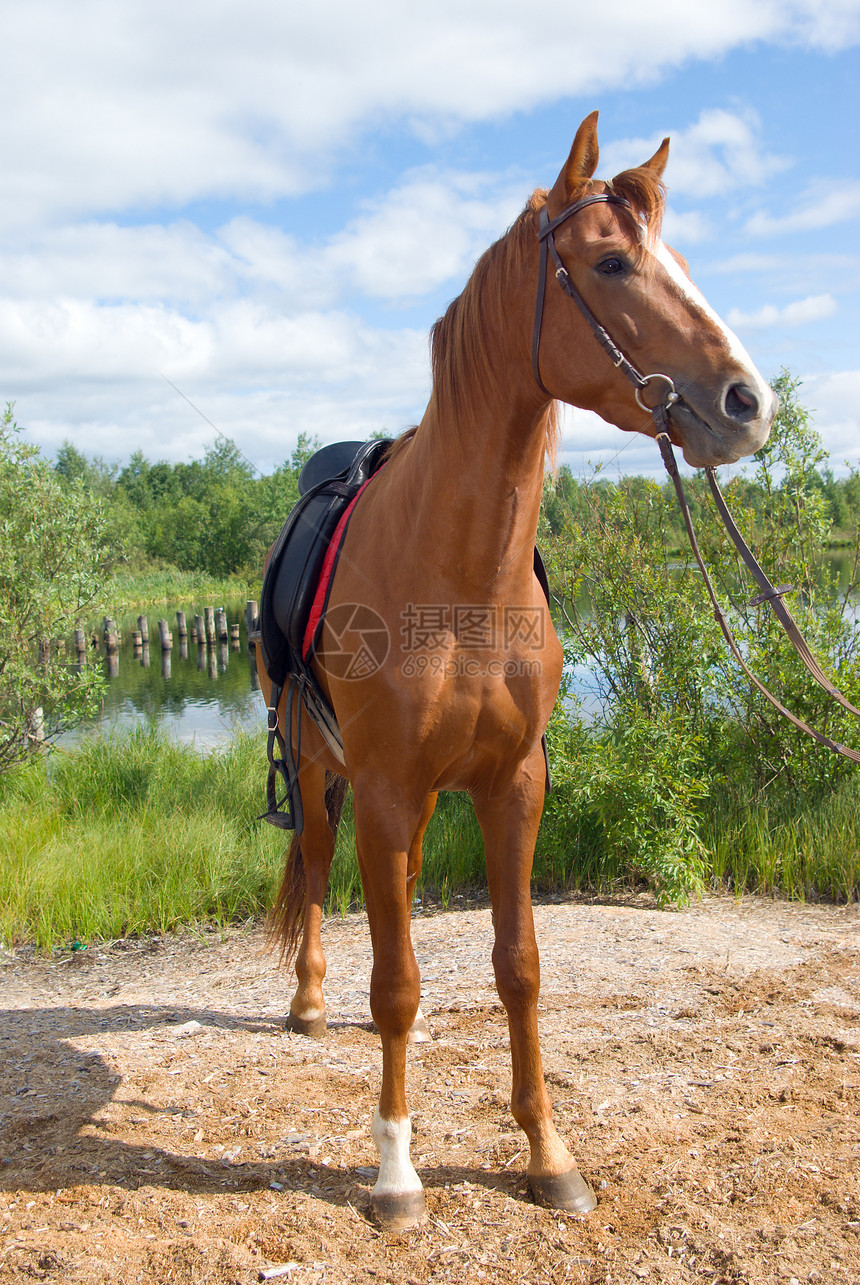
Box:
418 161 665 471
427 191 559 464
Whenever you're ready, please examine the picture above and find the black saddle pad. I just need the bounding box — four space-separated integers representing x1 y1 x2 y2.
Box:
258 438 392 692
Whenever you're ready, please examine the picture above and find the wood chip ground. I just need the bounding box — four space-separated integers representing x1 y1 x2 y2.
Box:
1 893 858 1283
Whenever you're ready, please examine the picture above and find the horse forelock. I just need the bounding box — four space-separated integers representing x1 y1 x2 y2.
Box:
604 164 666 251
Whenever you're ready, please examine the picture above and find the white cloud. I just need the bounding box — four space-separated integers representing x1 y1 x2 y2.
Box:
1 1 857 476
598 108 790 199
3 291 431 469
744 181 860 236
662 209 713 246
0 223 235 306
726 293 838 329
0 169 524 314
2 1 856 229
801 369 860 469
325 170 524 300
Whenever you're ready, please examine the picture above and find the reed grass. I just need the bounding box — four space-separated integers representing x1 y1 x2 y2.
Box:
0 728 286 949
105 567 258 613
1 728 856 951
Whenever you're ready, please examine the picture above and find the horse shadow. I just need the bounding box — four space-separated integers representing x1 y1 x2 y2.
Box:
0 1001 524 1212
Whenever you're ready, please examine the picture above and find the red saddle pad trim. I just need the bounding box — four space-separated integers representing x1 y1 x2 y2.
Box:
301 470 379 661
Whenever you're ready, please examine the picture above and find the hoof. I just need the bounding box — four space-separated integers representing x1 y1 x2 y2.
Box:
285 1011 327 1039
406 1013 432 1044
370 1189 426 1233
529 1168 597 1215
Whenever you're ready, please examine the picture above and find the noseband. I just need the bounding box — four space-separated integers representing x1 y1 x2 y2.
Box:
531 192 680 435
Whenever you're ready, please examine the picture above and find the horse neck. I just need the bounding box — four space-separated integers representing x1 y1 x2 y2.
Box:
407 380 550 595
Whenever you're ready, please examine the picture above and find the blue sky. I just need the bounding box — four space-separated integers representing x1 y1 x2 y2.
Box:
2 0 859 479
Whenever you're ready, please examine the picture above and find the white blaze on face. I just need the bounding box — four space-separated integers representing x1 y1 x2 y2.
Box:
371 1110 422 1196
653 241 776 420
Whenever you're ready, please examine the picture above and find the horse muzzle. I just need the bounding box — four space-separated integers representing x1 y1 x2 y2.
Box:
669 378 778 468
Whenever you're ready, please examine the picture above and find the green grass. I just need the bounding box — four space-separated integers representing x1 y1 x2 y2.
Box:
105 566 259 613
0 728 286 950
1 727 857 951
703 772 860 903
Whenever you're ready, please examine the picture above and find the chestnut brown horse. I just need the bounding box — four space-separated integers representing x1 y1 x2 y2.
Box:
259 111 776 1230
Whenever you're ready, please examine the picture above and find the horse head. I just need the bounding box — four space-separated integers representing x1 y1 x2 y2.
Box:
534 111 777 467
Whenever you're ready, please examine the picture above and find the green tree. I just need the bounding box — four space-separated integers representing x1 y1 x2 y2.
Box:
0 407 110 770
290 431 321 473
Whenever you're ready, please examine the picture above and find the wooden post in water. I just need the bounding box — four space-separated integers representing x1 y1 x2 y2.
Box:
215 607 228 641
230 623 241 649
137 615 149 645
176 611 187 639
194 614 206 646
158 619 172 651
204 607 216 645
104 623 119 655
74 628 86 661
245 600 258 638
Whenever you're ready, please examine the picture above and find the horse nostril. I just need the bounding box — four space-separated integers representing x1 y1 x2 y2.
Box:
725 384 760 423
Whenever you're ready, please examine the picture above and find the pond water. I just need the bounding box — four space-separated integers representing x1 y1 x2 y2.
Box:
62 599 265 749
67 548 857 748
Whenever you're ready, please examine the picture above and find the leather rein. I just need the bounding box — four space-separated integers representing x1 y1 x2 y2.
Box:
534 192 860 763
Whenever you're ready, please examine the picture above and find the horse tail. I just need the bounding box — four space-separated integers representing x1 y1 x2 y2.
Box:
268 770 349 965
324 769 349 836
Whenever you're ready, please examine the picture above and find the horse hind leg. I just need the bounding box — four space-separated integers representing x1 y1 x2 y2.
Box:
269 765 347 1039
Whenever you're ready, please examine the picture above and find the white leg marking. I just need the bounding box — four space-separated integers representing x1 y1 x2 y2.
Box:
291 1005 324 1021
371 1111 422 1197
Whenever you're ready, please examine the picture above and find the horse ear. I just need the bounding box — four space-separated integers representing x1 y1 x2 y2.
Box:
641 136 670 178
549 111 600 205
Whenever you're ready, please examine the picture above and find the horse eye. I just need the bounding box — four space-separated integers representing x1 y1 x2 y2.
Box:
597 256 626 276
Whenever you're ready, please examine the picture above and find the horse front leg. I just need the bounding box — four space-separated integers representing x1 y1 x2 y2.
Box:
353 782 427 1230
473 756 597 1214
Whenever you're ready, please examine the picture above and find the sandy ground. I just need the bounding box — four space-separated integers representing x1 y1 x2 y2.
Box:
1 893 858 1284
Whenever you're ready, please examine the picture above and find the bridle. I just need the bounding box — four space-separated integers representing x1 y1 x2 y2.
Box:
532 191 681 436
534 192 860 763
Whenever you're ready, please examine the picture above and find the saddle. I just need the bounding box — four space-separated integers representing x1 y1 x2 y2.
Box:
257 438 392 831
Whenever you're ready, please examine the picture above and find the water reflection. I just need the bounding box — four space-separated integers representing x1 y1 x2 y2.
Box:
66 551 856 748
63 599 265 748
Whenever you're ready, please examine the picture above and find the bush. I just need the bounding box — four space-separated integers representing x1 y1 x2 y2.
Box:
541 372 860 903
0 406 110 771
